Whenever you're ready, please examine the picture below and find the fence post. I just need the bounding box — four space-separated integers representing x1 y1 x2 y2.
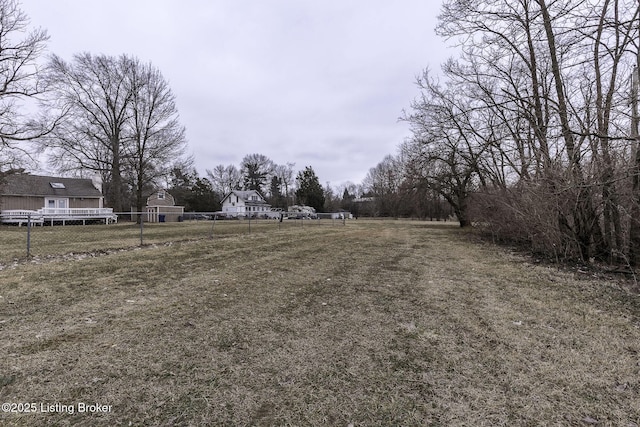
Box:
210 215 217 239
26 213 32 258
248 215 251 234
140 213 144 246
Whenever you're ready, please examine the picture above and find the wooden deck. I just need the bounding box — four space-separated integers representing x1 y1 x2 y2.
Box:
1 208 118 226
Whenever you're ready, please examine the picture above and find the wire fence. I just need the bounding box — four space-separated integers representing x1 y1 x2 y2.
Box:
0 211 348 265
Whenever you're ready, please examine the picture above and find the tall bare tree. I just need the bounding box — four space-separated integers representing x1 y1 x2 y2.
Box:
0 0 51 174
274 162 295 205
206 164 242 197
240 153 275 195
43 53 189 212
427 0 640 261
363 155 405 217
44 53 134 212
403 70 492 227
126 59 187 213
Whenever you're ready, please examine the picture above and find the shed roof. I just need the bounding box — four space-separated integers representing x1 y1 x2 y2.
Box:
0 174 102 198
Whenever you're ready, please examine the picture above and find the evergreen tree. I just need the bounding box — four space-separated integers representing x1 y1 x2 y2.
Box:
295 166 325 212
269 175 286 209
169 167 218 212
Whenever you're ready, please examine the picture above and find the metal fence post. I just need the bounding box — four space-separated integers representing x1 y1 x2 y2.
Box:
210 215 217 239
140 212 144 246
27 213 32 258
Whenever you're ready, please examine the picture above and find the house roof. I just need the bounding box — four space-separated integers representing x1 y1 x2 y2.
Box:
222 189 269 205
0 174 102 198
146 190 177 207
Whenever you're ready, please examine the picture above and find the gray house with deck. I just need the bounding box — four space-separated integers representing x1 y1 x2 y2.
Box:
0 174 116 225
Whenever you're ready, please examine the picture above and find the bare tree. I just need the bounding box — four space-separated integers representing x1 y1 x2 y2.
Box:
206 164 242 197
126 59 187 213
402 71 492 227
43 53 189 212
274 162 295 205
0 0 51 173
629 53 640 264
240 153 275 195
364 155 405 217
44 53 134 211
438 0 557 176
430 0 640 261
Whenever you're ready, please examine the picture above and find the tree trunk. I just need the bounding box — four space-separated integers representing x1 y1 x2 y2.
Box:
629 66 640 265
537 0 596 261
110 135 123 213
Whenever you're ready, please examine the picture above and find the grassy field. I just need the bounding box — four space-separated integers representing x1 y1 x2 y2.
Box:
0 220 639 426
0 218 330 265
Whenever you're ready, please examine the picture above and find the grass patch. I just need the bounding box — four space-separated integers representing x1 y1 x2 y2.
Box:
0 218 334 265
0 220 639 425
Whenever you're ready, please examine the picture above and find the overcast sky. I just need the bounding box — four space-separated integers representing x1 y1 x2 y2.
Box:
19 0 454 188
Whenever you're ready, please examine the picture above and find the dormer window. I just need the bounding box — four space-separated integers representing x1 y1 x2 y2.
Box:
50 182 65 189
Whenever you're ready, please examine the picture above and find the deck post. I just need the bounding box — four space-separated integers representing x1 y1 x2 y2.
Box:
26 213 32 258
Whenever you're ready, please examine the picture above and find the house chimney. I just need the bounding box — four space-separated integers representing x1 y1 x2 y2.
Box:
91 173 103 192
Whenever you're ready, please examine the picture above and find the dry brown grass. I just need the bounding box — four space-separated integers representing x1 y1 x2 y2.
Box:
0 220 639 426
0 218 326 265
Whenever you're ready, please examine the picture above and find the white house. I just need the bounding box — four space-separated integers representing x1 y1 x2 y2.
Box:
221 190 271 218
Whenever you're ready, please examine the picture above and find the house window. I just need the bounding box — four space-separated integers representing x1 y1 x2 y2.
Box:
45 198 68 209
50 182 66 189
158 192 165 200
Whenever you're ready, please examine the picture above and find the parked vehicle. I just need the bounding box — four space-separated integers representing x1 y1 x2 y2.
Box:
183 213 212 221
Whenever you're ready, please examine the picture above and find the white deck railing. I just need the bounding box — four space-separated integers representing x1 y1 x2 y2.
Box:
1 208 117 225
0 210 44 225
39 207 115 217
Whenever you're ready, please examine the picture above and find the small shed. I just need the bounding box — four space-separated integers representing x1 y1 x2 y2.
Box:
145 190 184 222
